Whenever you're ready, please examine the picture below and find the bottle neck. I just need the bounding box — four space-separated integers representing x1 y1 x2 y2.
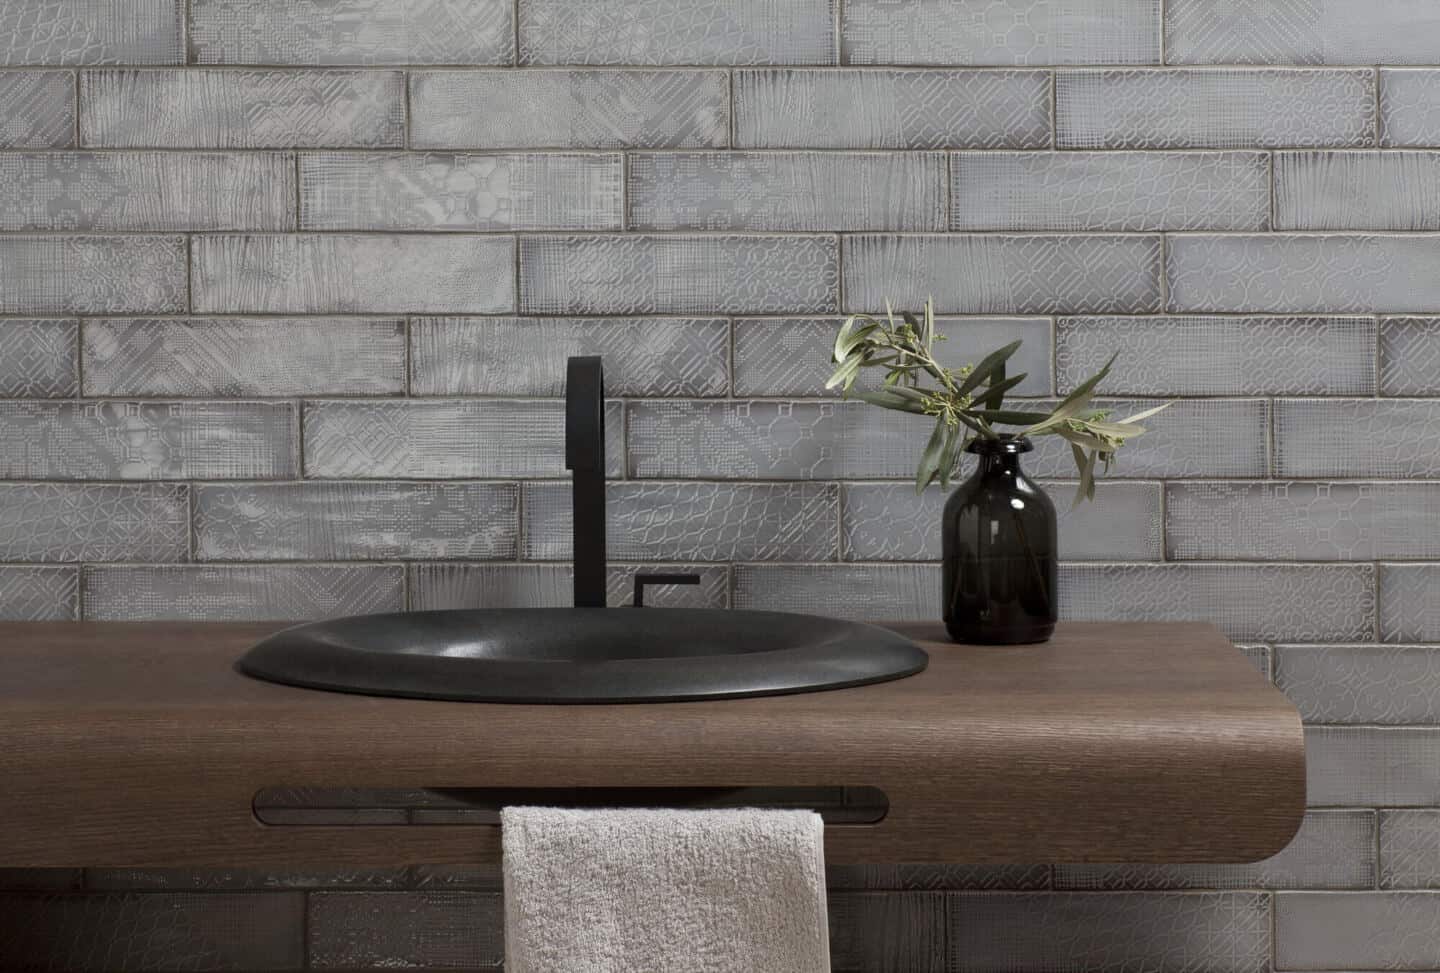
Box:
977 453 1024 477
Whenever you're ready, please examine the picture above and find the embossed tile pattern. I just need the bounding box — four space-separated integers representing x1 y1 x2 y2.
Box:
0 236 186 315
83 564 404 621
1381 69 1440 147
1380 810 1440 888
0 566 77 620
734 563 940 618
1276 892 1440 970
0 318 77 397
826 864 1051 892
1277 151 1440 230
828 892 946 973
1381 317 1440 395
1277 645 1440 724
411 563 730 610
0 0 182 65
1380 565 1440 643
1306 726 1440 806
308 892 503 969
1167 0 1440 65
1275 399 1440 477
0 72 75 147
0 484 187 562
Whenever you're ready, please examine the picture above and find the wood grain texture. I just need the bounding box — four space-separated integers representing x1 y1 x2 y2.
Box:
0 620 1304 866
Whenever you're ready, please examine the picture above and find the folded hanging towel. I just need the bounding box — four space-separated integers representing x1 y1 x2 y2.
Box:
502 806 830 973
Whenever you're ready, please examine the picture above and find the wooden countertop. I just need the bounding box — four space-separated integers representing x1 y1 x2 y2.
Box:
0 620 1304 866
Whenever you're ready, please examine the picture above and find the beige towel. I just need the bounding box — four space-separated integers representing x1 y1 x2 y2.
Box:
502 806 830 973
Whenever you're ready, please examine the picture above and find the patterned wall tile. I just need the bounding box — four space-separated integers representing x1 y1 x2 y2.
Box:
193 234 514 314
842 0 1160 65
1057 316 1376 395
308 892 503 970
0 318 77 397
519 235 837 315
82 867 408 891
300 152 623 231
732 316 1051 398
0 484 187 562
734 69 1050 149
0 566 77 621
828 892 946 973
0 401 296 479
1380 810 1440 889
410 317 729 397
1241 643 1274 681
80 70 404 148
191 0 513 65
845 233 1162 314
1056 69 1375 149
411 563 730 610
827 864 1050 892
1380 564 1440 643
1167 0 1440 64
734 563 939 618
303 400 624 478
1276 893 1440 970
517 0 835 66
1380 69 1440 147
410 70 728 149
0 0 181 65
1381 317 1440 395
1306 726 1440 806
1277 644 1440 724
522 481 838 562
195 482 518 560
0 236 185 315
629 151 946 232
1274 399 1440 477
0 71 75 147
1276 151 1440 230
82 564 403 621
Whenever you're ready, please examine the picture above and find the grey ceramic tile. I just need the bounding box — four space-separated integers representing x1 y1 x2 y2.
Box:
629 151 946 232
0 0 181 65
191 0 512 65
517 0 835 66
1056 69 1375 149
828 892 946 973
83 564 403 621
1057 316 1376 395
520 235 837 315
949 892 1270 973
1168 482 1440 560
1380 810 1440 889
843 481 1163 562
951 151 1268 231
308 892 502 969
732 316 1051 398
1241 643 1274 681
0 892 303 971
0 566 77 620
0 484 186 562
1380 564 1440 643
0 318 76 397
826 864 1050 892
1168 0 1440 65
193 234 513 314
0 71 75 147
1168 235 1440 314
1275 399 1440 477
1277 892 1440 970
1276 151 1440 230
734 69 1051 149
522 481 838 562
0 401 296 480
1278 644 1440 725
1307 726 1440 806
410 317 729 397
1055 811 1374 891
83 318 406 397
843 0 1159 65
1381 69 1440 147
410 69 728 149
195 482 518 561
1381 317 1440 395
304 400 623 479
300 152 622 231
845 234 1162 314
410 563 730 610
734 563 939 619
80 69 404 148
0 236 185 315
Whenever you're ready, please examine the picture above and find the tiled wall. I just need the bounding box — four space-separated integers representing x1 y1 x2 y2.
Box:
1 0 1438 968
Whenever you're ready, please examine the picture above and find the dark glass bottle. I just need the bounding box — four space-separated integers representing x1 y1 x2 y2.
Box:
942 436 1057 644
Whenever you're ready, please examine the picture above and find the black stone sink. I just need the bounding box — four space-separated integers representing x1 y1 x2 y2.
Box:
238 608 928 703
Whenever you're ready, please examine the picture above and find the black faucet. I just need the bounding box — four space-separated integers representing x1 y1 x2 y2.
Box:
565 356 607 608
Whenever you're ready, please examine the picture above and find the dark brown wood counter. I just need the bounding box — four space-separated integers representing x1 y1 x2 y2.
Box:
0 620 1304 866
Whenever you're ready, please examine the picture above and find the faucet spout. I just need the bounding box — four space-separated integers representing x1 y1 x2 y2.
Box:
565 356 606 608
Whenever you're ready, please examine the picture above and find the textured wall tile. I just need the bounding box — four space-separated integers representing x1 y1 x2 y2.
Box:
1056 69 1375 149
1277 893 1440 970
1168 0 1440 64
1381 317 1440 395
0 71 75 147
193 234 513 313
1168 235 1440 314
195 482 518 560
83 867 407 890
951 151 1268 231
1277 645 1440 725
1168 482 1440 560
83 318 405 396
0 892 303 971
1275 399 1440 477
411 563 730 610
734 69 1050 149
733 316 1051 398
827 864 1050 892
0 484 186 562
0 318 76 397
1307 727 1440 806
520 235 837 315
0 236 185 314
1276 151 1440 230
304 400 623 479
410 70 728 149
83 564 403 621
1381 69 1440 147
0 1 181 65
523 481 838 562
1381 810 1440 889
1057 316 1375 395
846 234 1162 314
191 0 513 65
843 0 1159 65
828 892 946 973
411 317 728 397
1242 644 1274 681
1056 811 1375 891
308 892 502 969
843 481 1162 562
734 563 939 618
81 70 404 148
949 892 1270 973
0 566 77 620
1380 564 1440 643
0 401 296 480
630 151 945 231
518 0 835 66
300 152 622 231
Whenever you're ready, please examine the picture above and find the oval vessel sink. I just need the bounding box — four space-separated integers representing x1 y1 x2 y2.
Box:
238 608 928 703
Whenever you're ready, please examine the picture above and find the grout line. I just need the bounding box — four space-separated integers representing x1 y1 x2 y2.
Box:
1158 0 1166 65
71 70 81 148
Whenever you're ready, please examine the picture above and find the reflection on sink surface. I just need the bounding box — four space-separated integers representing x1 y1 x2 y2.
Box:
238 608 928 703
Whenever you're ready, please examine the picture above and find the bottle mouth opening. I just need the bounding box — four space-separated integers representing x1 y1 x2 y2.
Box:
965 434 1034 456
